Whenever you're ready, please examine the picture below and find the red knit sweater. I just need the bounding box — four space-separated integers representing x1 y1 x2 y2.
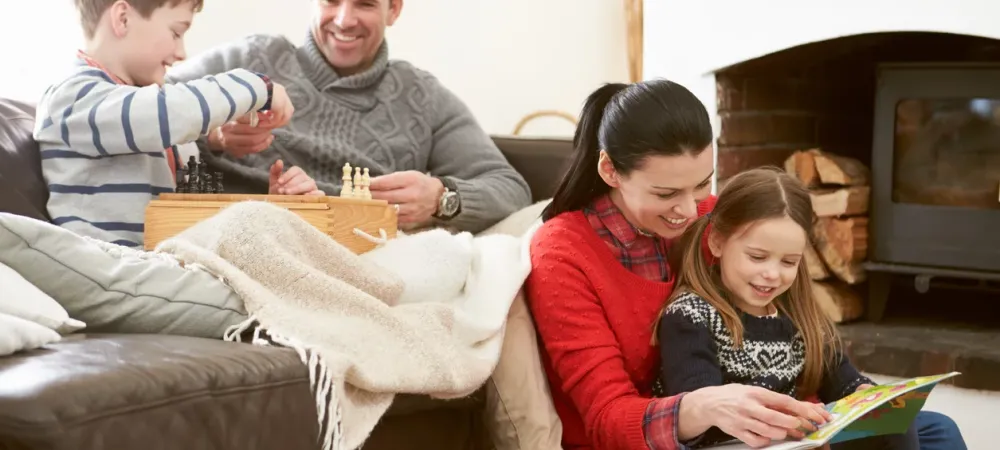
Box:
525 199 716 450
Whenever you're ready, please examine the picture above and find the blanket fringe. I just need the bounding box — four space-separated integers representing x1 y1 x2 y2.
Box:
222 316 345 450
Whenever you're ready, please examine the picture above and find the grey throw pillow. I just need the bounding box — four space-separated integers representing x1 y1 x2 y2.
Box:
0 213 247 338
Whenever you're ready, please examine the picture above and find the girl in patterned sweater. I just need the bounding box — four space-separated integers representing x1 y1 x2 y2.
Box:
653 167 918 449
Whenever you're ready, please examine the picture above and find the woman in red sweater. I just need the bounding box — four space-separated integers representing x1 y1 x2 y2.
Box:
524 80 834 450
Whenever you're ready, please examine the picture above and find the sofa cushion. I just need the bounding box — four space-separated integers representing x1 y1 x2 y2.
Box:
0 212 248 339
0 98 49 221
0 312 60 356
0 261 85 335
0 334 320 450
492 136 572 203
0 333 487 450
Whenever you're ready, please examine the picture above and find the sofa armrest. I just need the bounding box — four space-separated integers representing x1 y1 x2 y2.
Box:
491 136 574 202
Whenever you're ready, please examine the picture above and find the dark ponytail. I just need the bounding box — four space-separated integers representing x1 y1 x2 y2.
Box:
541 79 714 222
542 83 627 221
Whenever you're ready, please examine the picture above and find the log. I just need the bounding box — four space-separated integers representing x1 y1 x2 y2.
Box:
813 217 867 284
814 151 870 186
811 280 864 323
783 149 819 187
810 186 870 217
805 244 831 280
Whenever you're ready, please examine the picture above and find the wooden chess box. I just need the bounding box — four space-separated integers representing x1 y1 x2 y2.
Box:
143 193 398 254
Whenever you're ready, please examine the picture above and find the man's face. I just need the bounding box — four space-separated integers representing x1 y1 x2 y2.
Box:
311 0 401 76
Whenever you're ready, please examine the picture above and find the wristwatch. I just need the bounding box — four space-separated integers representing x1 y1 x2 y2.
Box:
433 177 461 220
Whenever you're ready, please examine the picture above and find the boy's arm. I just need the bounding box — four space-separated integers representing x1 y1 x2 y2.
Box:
34 68 272 156
657 296 733 447
817 347 875 403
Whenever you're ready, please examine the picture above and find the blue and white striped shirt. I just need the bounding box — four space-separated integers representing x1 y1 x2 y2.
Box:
33 61 271 247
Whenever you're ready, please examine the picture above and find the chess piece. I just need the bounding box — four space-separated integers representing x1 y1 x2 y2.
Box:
187 156 200 193
197 160 209 193
361 168 372 199
353 167 363 198
175 166 187 193
340 163 353 197
214 172 224 193
204 173 215 194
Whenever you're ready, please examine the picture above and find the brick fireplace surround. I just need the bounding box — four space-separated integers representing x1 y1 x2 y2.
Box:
714 32 1000 183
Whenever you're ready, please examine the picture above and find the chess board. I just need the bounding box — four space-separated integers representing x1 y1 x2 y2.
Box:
143 193 398 253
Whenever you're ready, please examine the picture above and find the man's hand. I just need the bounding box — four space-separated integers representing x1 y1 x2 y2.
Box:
207 83 294 158
368 171 445 225
269 160 323 196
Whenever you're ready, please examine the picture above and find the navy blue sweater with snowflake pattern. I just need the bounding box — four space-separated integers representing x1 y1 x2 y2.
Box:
653 292 872 447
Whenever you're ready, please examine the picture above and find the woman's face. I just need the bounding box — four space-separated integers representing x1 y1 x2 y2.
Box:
599 147 715 239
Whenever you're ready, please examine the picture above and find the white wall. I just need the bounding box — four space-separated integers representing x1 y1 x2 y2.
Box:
644 0 1000 108
1 0 629 137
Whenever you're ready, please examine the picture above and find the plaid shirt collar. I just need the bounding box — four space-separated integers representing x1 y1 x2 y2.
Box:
587 193 663 250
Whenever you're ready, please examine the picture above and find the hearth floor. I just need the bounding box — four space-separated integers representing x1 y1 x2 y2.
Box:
838 276 1000 392
840 321 1000 391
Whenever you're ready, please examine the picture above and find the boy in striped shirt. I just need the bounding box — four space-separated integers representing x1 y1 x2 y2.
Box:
33 0 301 247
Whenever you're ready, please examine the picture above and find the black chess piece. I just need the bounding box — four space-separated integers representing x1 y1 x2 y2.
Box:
175 166 188 193
204 173 216 193
197 160 209 193
214 172 224 193
187 156 201 193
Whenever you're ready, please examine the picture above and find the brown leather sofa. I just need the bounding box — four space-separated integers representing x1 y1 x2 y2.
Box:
0 97 573 450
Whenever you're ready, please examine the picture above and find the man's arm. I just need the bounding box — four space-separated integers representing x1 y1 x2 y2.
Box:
166 35 275 84
34 68 271 156
422 73 532 234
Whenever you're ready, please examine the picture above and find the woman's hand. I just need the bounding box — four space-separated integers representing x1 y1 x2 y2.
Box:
679 385 833 448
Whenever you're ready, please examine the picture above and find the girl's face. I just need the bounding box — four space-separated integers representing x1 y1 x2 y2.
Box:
708 216 807 316
598 147 714 240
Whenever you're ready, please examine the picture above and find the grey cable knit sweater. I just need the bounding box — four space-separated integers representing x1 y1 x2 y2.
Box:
166 32 531 233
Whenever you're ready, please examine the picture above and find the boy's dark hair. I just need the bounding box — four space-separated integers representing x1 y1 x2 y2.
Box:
76 0 205 39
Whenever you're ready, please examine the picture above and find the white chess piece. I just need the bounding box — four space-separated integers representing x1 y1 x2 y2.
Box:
361 168 372 199
340 163 353 197
353 167 363 198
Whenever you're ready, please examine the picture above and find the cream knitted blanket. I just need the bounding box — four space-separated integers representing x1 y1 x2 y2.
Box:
155 201 532 450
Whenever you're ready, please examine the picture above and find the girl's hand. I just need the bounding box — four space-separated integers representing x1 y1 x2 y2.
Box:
856 383 874 392
679 385 833 448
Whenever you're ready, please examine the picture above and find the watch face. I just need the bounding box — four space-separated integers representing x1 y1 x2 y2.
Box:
441 192 459 216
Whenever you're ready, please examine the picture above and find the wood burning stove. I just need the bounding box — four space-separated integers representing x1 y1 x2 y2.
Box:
867 62 1000 319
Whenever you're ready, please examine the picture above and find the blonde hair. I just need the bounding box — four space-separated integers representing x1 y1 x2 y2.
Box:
655 166 839 397
76 0 205 39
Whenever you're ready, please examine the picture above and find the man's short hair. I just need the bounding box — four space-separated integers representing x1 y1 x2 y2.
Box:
75 0 205 39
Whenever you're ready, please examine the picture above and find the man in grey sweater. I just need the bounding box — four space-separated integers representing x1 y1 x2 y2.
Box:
166 0 531 233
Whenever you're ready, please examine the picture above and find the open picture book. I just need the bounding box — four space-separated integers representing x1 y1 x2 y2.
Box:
707 372 961 449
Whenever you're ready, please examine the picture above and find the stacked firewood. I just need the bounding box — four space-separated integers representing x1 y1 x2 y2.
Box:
784 149 871 323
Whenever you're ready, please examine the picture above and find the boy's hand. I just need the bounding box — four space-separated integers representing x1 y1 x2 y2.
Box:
269 160 324 196
207 84 294 158
259 83 294 129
